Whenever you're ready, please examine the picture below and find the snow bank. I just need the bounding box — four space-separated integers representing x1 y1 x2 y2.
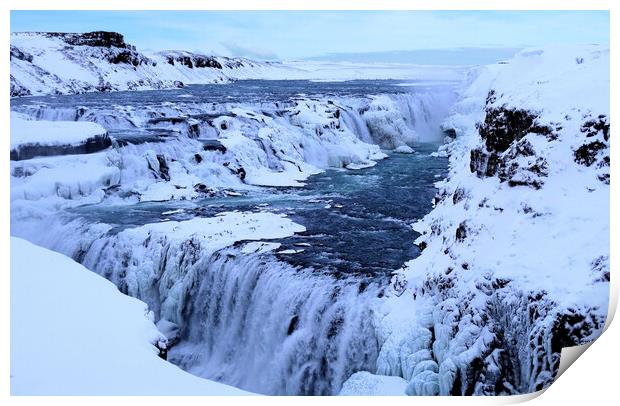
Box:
11 112 106 148
10 112 111 160
10 237 251 395
339 371 407 396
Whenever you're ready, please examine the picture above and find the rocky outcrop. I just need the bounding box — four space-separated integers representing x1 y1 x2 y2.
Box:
10 133 112 161
469 93 555 189
38 31 132 49
161 52 223 69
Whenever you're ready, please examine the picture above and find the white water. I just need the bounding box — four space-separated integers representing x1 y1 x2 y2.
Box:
171 249 380 395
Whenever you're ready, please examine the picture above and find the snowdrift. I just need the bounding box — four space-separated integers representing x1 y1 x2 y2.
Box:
10 237 251 395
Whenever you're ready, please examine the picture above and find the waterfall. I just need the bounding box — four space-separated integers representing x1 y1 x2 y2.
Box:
12 213 382 395
170 248 380 395
10 82 462 395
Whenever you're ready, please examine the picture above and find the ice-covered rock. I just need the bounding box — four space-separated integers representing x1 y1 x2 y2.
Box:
394 145 414 154
10 112 111 160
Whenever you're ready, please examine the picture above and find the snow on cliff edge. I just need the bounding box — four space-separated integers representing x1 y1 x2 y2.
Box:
350 44 610 395
10 237 251 395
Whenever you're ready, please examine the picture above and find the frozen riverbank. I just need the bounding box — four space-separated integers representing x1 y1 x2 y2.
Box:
10 237 251 395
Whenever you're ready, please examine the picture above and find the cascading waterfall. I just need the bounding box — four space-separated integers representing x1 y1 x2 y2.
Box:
12 214 383 395
170 248 381 395
10 82 460 395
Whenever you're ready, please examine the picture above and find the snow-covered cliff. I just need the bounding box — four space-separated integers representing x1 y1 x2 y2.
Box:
353 45 610 395
10 31 465 97
9 31 299 96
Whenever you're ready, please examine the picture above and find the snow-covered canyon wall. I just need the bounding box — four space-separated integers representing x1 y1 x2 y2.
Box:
10 31 465 97
10 31 297 97
351 45 610 395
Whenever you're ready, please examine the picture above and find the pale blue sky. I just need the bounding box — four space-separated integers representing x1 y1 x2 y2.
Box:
10 11 609 61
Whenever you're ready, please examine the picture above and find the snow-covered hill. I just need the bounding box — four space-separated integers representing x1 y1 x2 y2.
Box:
9 31 297 96
10 237 251 395
350 45 610 395
10 31 465 97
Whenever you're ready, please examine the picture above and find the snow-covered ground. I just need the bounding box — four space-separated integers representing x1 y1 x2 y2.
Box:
344 45 610 395
10 237 251 395
10 31 466 97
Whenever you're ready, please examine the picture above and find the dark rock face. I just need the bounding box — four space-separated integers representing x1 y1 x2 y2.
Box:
590 256 610 283
44 31 132 49
10 135 112 161
146 153 171 181
10 75 31 97
574 141 606 166
165 54 223 69
581 115 609 141
156 154 170 181
201 139 227 153
193 183 213 194
223 162 246 181
470 148 502 178
107 50 146 66
10 45 33 62
455 222 468 242
470 91 555 189
478 106 552 153
573 113 610 184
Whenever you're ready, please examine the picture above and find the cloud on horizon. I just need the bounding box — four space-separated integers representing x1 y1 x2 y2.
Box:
220 41 280 61
304 47 523 65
